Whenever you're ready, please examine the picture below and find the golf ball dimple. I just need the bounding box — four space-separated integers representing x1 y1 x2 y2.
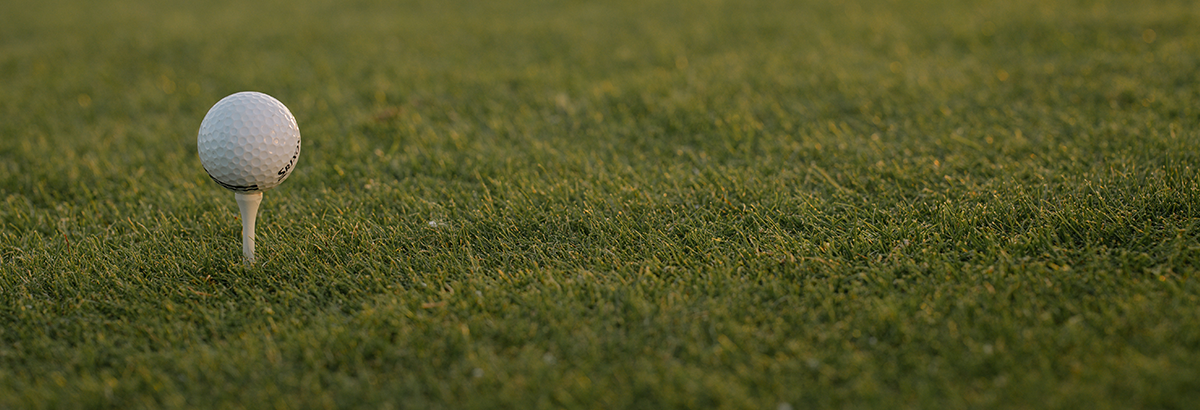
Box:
197 91 301 192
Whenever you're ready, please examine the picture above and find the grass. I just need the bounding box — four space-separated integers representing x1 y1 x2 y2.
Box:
2 0 1200 408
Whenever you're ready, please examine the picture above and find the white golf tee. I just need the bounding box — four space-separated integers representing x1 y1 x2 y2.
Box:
235 191 263 263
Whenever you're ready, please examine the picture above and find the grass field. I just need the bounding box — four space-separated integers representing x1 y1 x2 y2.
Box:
2 0 1200 408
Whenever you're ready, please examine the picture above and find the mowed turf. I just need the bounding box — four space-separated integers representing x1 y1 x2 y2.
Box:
2 0 1199 408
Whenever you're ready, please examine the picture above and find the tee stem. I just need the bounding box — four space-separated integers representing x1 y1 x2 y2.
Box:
235 191 263 263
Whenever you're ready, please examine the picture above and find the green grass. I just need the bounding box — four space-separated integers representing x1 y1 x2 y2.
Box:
2 0 1200 408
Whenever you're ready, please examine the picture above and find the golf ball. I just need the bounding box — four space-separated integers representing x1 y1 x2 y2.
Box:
197 91 301 193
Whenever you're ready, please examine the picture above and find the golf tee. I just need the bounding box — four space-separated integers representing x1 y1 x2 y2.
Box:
235 191 263 263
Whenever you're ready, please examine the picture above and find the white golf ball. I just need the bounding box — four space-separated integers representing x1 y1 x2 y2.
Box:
197 91 301 193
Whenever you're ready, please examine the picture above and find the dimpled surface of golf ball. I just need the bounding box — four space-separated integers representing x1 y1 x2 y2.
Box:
197 91 301 193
